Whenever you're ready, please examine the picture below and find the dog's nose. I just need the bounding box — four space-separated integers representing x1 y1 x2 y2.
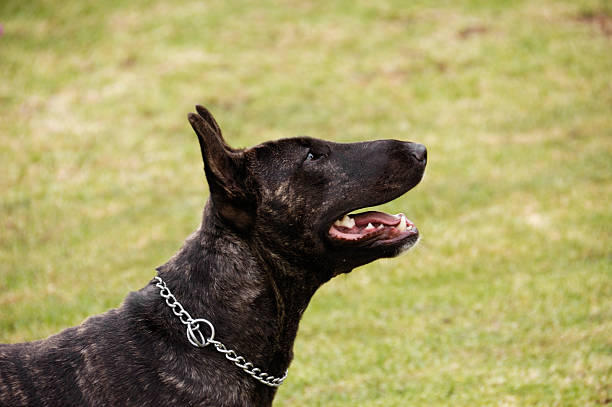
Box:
410 143 427 163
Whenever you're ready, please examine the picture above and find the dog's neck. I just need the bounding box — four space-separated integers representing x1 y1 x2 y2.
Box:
153 201 322 386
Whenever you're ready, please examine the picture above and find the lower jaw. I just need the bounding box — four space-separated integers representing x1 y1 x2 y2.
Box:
327 228 419 249
368 228 419 248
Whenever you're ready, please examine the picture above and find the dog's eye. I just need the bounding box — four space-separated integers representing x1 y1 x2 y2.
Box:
305 150 324 162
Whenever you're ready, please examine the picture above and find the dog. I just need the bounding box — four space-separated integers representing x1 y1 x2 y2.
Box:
0 105 427 406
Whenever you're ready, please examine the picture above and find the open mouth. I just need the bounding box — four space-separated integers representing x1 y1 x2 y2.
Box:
328 211 418 246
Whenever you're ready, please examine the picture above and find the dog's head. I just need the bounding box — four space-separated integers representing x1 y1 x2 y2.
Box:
188 106 426 279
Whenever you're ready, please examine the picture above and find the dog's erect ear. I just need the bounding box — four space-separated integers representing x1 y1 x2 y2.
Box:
188 106 254 230
195 104 223 141
188 105 237 183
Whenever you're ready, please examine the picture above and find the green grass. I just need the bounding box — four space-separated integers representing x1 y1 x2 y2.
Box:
1 0 611 405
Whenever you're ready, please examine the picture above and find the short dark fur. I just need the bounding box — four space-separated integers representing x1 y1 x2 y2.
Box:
0 106 427 407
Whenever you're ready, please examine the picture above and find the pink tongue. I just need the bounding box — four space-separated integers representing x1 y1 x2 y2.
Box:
351 211 400 227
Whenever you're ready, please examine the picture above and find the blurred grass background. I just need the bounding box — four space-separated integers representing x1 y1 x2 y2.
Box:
1 0 611 405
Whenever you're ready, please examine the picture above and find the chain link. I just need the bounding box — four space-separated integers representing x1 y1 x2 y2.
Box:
153 277 288 387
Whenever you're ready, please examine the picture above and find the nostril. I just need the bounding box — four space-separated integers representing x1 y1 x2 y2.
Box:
411 143 427 163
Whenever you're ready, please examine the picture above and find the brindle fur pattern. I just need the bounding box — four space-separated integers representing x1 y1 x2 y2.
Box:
0 106 426 406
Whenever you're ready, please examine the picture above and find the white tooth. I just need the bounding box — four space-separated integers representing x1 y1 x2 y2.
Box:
334 215 355 228
397 216 407 232
378 224 384 229
344 215 355 228
365 223 375 230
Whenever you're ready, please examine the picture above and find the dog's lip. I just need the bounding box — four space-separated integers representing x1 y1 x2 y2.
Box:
350 211 401 227
327 211 418 246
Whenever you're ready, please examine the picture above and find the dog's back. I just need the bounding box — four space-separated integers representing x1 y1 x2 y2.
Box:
0 303 208 406
1 310 129 406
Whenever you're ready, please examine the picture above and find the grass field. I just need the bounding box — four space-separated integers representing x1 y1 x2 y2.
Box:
1 0 611 405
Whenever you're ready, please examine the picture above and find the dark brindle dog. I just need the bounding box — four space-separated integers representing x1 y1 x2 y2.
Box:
0 106 426 406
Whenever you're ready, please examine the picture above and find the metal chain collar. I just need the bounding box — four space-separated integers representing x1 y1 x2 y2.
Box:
153 276 288 388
